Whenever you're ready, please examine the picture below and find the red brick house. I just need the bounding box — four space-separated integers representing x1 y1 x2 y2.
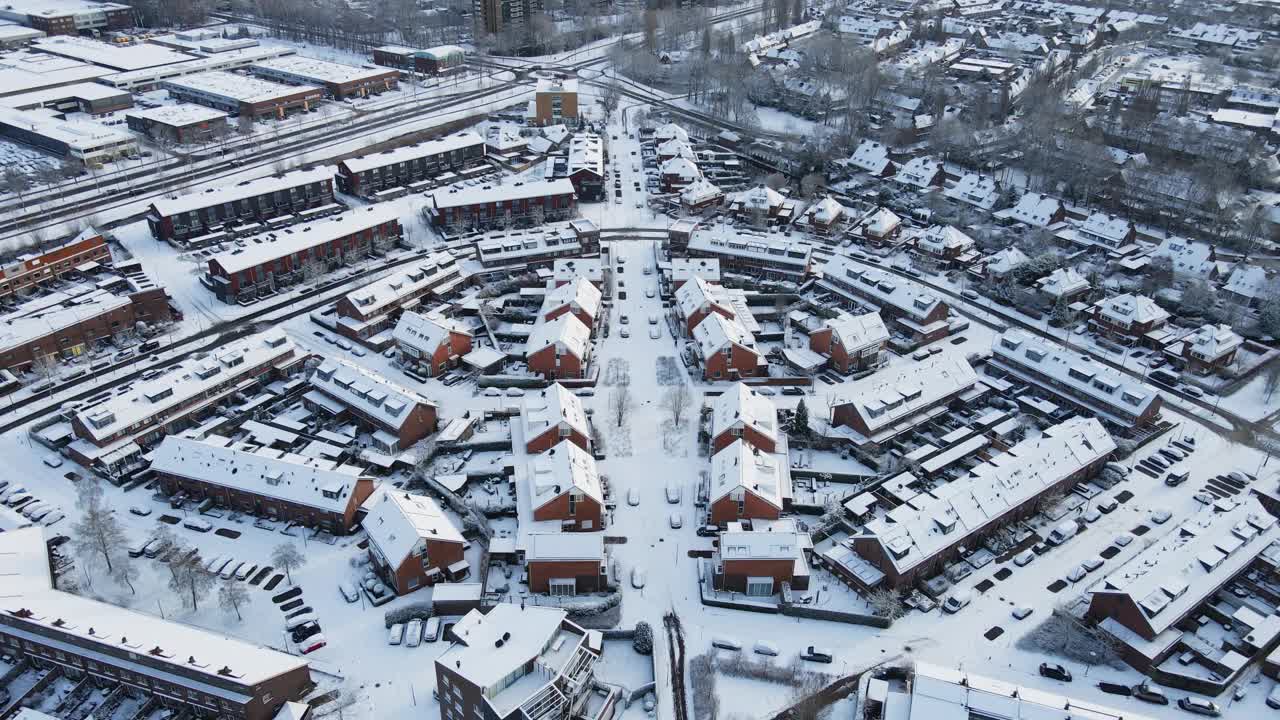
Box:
541 277 601 329
526 314 592 381
708 439 788 526
527 440 604 531
150 436 375 535
1180 323 1242 374
392 310 473 377
525 532 607 595
715 520 811 595
306 359 438 454
0 227 110 300
333 252 460 347
675 277 735 336
711 383 779 454
692 313 765 381
808 310 889 374
363 488 466 594
1089 293 1170 347
523 383 590 453
858 208 902 247
830 351 977 444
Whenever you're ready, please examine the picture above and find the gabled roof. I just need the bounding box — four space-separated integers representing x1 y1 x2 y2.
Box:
1095 293 1168 326
660 156 701 179
522 383 588 442
527 440 603 507
310 358 436 430
711 383 778 446
895 155 942 188
943 172 1000 210
658 137 695 160
675 277 732 320
692 312 757 358
1001 192 1062 226
1224 264 1268 300
832 351 977 434
527 314 591 360
542 277 601 321
1079 212 1132 243
1036 267 1090 298
710 439 786 509
985 247 1029 275
363 488 464 568
821 310 889 352
680 177 722 205
846 139 891 174
654 123 688 143
393 310 468 355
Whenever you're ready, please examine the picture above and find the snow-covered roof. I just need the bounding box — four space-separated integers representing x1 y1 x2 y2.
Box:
1078 212 1132 244
895 155 942 188
1186 323 1242 361
343 252 457 319
0 50 109 97
535 76 577 93
342 131 483 174
657 137 695 159
733 184 786 211
72 331 294 444
251 54 396 84
0 106 133 153
846 139 891 175
122 102 227 127
525 532 604 562
863 417 1114 574
654 122 689 143
943 172 1000 210
527 313 590 360
832 351 977 434
522 384 588 444
670 257 721 284
679 177 722 205
1036 267 1089 298
998 192 1062 227
208 205 398 275
1224 264 1269 301
692 311 757 358
162 69 317 104
720 521 806 561
527 439 603 507
984 247 1029 275
1151 237 1223 280
710 439 786 510
542 277 601 321
566 133 603 178
151 435 366 514
675 277 732 321
916 225 974 254
1092 496 1278 636
150 166 332 218
820 256 945 322
0 527 308 687
363 488 463 568
687 226 811 271
420 45 465 60
0 286 131 355
433 178 575 210
310 357 436 430
992 330 1158 422
822 310 889 353
860 207 901 235
805 196 844 225
711 383 778 446
32 35 193 72
393 309 467 356
1095 293 1168 326
475 223 583 266
660 156 701 180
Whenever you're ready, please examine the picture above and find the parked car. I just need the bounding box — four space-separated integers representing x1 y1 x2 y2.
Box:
627 488 640 506
666 482 681 504
800 646 833 663
291 621 322 644
1066 565 1087 583
1097 498 1118 513
388 623 405 645
1150 509 1173 525
182 518 213 532
338 581 359 603
1012 606 1033 620
236 563 258 581
1131 683 1169 705
1165 471 1189 487
630 567 646 589
1014 550 1035 567
41 454 63 468
1083 557 1105 573
221 561 243 580
1176 697 1221 716
1266 684 1280 709
424 617 441 642
696 525 719 537
942 589 972 613
405 619 423 648
300 635 327 654
753 641 779 656
1039 663 1072 682
669 513 682 529
1114 533 1135 548
711 637 742 651
128 505 152 517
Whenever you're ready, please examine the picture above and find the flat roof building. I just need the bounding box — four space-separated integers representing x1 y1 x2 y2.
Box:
0 105 135 165
125 102 228 145
0 0 131 35
30 35 194 71
250 55 399 99
0 79 130 114
163 70 322 120
0 50 108 96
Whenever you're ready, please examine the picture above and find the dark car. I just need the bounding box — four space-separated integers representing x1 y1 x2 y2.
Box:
800 646 833 663
291 621 322 643
1176 698 1221 716
781 387 805 396
1039 663 1072 682
696 525 719 537
1131 683 1169 705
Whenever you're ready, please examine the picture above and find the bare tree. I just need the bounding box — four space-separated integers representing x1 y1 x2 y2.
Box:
112 556 141 595
663 382 691 427
3 167 30 208
217 577 251 621
867 587 907 619
70 481 127 575
609 385 631 428
272 542 307 584
168 552 215 611
29 353 59 385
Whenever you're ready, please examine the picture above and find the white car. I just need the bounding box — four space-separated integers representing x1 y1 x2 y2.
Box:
665 482 681 504
1150 509 1173 525
388 623 405 646
649 326 661 339
41 454 62 468
620 327 630 338
220 561 243 580
645 288 655 298
1066 565 1087 583
1012 606 1034 620
236 563 259 581
405 619 423 648
338 581 359 603
630 567 646 589
648 315 658 325
627 488 640 506
1114 533 1135 547
1013 550 1035 567
669 513 682 529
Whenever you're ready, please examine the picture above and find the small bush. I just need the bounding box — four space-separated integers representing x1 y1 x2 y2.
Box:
633 621 653 655
384 600 433 628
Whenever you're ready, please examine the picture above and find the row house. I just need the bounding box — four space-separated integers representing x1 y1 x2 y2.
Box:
679 177 724 212
541 277 601 329
669 258 721 289
392 310 474 378
819 256 952 345
843 417 1114 591
473 219 600 277
147 167 335 244
428 179 577 232
674 277 735 336
808 310 889 374
335 132 486 197
715 519 811 595
710 383 779 454
691 312 765 381
363 488 466 594
527 440 604 531
1088 293 1170 347
829 351 978 447
686 225 811 284
333 251 461 347
305 358 438 454
523 383 590 453
66 331 302 475
0 227 110 300
525 532 607 595
203 206 402 304
989 330 1162 432
526 314 592 381
151 435 375 534
661 156 702 192
0 529 312 720
708 439 789 526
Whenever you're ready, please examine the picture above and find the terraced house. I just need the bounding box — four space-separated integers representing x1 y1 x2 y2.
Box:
335 132 486 197
147 167 336 244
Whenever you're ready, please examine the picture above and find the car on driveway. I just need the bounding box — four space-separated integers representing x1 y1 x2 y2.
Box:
129 505 151 517
1177 697 1221 716
1150 509 1173 524
1039 663 1072 682
1014 550 1035 567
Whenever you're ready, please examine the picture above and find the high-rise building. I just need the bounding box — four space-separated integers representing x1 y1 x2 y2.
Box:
473 0 543 36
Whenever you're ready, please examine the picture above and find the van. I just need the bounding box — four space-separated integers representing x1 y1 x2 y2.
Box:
424 617 441 642
1046 520 1079 546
